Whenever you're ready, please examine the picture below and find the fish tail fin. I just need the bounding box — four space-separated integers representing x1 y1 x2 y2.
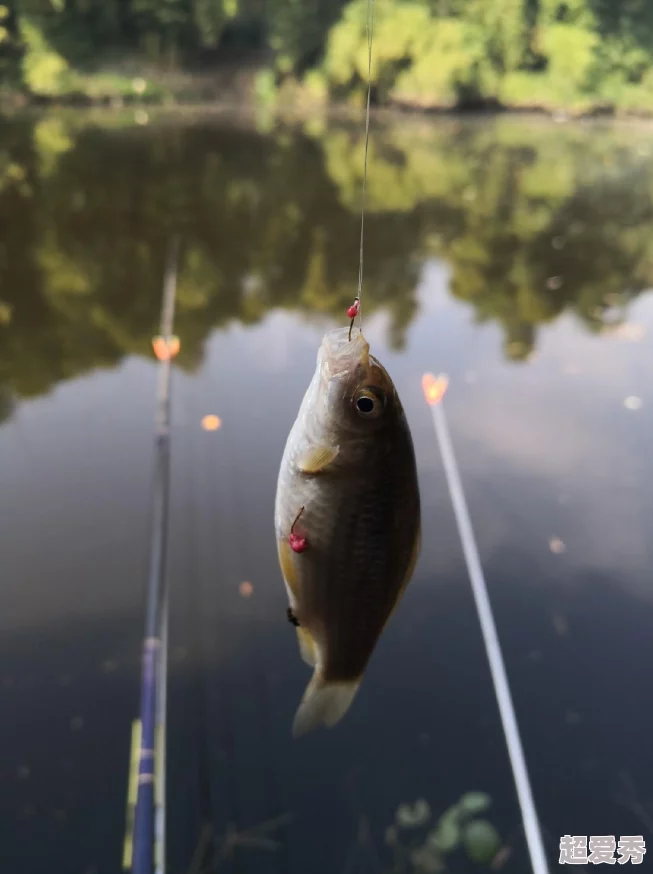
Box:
292 670 360 738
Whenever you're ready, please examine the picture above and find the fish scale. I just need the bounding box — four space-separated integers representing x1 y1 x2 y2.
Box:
323 472 413 678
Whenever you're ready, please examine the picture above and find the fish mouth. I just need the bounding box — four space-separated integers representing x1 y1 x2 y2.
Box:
319 326 370 377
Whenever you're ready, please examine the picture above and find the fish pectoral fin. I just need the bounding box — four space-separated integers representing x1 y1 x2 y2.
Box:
292 671 361 738
296 626 318 667
298 444 339 475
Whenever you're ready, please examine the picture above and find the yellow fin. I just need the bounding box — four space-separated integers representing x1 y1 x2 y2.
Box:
278 539 300 599
298 444 339 474
296 626 317 667
292 670 361 737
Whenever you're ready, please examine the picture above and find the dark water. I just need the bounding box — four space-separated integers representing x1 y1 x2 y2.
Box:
1 109 653 874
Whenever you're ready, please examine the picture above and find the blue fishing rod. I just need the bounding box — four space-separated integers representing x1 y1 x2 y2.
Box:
127 237 180 874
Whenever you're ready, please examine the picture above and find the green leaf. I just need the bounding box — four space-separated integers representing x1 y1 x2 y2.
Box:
462 819 502 864
411 845 446 874
396 798 431 828
427 812 460 853
459 792 492 814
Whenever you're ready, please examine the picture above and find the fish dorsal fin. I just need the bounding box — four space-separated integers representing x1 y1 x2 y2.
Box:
298 444 339 474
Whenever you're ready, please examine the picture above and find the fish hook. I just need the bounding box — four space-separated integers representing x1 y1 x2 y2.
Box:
289 506 308 553
347 298 360 342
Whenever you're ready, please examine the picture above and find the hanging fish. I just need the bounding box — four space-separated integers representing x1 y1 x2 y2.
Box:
274 325 421 737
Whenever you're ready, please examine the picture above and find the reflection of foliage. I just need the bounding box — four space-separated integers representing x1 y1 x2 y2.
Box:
0 113 422 400
185 812 293 872
33 116 73 175
317 118 653 361
384 793 503 872
1 113 653 401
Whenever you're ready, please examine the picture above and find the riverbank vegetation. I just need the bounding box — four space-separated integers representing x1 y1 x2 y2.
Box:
1 1 653 115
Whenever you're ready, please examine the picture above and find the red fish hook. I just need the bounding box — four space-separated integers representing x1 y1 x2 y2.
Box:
289 506 308 553
348 297 360 341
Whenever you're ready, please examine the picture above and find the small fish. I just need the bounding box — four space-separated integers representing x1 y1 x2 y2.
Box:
274 326 421 737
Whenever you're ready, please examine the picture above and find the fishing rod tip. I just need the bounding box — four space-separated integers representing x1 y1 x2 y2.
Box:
422 373 449 406
152 335 180 361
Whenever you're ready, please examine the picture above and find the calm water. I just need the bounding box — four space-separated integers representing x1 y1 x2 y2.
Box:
1 110 653 874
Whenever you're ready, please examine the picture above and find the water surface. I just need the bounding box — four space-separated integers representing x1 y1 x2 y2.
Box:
1 110 653 874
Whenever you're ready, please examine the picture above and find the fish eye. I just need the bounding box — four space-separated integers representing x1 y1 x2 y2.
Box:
354 387 385 419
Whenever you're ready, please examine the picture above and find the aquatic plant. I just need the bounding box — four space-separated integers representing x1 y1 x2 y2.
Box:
384 792 503 872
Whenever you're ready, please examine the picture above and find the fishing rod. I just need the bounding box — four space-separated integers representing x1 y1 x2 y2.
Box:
125 237 181 874
422 374 550 874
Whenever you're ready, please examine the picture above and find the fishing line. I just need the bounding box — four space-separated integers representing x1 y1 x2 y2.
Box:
424 383 550 874
350 0 376 339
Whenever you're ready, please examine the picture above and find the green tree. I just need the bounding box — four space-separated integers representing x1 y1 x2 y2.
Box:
269 0 350 74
